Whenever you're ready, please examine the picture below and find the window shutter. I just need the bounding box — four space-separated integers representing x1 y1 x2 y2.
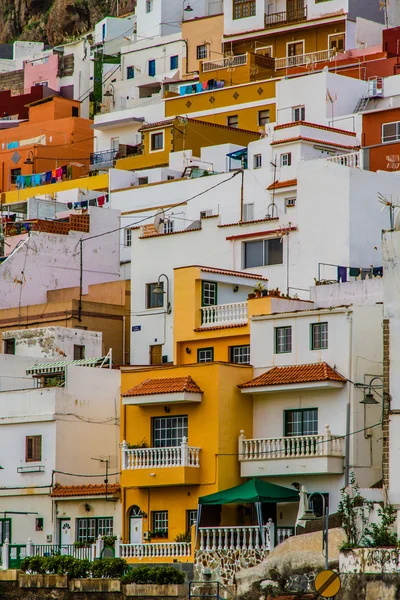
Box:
34 436 42 461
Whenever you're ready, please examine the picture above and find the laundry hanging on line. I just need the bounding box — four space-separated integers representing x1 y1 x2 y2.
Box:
16 164 71 189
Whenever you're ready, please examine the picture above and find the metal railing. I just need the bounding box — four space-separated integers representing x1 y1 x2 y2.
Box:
201 302 248 327
202 54 248 73
90 148 119 166
275 48 335 70
265 5 307 28
32 544 93 560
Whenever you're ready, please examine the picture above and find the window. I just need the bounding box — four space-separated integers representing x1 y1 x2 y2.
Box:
280 153 292 167
72 106 79 117
34 80 48 87
227 115 239 128
111 137 119 151
4 337 15 354
76 517 113 542
197 347 214 363
124 228 132 247
288 42 304 66
311 322 328 350
293 105 306 122
187 510 197 531
285 197 296 209
163 220 174 234
275 326 292 354
230 345 250 364
202 281 217 306
285 408 318 436
148 59 156 76
138 176 149 185
127 66 135 79
150 132 163 151
196 45 207 60
102 23 106 41
170 55 178 70
146 282 164 309
244 238 283 268
36 518 44 531
233 0 256 19
146 0 153 12
153 416 188 447
258 109 270 126
73 344 85 360
26 435 42 462
152 511 168 533
382 121 400 143
243 203 254 222
329 34 345 53
253 154 262 169
0 519 11 543
11 168 21 184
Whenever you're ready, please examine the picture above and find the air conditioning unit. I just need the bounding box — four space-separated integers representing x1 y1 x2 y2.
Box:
143 531 150 540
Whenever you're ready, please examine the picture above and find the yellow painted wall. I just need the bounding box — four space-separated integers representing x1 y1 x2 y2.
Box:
198 104 276 132
115 126 173 171
120 362 253 549
2 173 108 204
182 14 224 76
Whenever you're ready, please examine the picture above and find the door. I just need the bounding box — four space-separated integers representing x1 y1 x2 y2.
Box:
287 42 304 66
9 545 26 569
130 517 143 544
60 519 72 546
150 344 162 365
287 0 304 21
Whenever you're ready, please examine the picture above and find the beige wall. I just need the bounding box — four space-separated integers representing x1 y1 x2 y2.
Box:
182 14 224 76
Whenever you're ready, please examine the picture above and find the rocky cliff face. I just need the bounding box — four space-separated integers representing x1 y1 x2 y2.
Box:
0 0 136 45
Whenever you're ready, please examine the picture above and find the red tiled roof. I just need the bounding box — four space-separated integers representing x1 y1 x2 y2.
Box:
270 136 359 150
267 179 297 190
226 226 297 241
140 116 259 136
194 323 248 332
139 227 202 239
218 217 279 228
200 266 268 281
274 121 357 137
122 375 203 397
51 484 120 498
239 362 346 388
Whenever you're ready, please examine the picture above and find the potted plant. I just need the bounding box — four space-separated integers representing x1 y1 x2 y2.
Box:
268 288 281 297
261 289 268 297
254 283 265 298
248 292 256 299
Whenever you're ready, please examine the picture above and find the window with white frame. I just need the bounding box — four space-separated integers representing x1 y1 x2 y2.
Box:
202 281 217 306
280 152 292 167
187 510 197 531
163 220 174 234
285 197 296 208
293 105 306 122
146 0 153 12
152 511 168 533
243 203 254 222
382 121 400 143
150 132 164 151
153 416 188 447
124 228 132 247
329 34 345 52
258 109 270 126
76 518 113 542
275 326 292 354
311 322 328 350
253 154 262 169
197 347 214 362
244 238 283 268
111 137 119 151
196 45 208 60
230 345 250 364
285 408 318 436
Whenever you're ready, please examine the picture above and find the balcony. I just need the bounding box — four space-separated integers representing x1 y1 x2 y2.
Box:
239 427 344 477
202 54 248 73
119 542 191 560
265 6 307 29
90 148 118 169
199 523 275 552
325 152 361 168
200 301 248 328
275 48 335 70
199 52 275 85
121 438 201 487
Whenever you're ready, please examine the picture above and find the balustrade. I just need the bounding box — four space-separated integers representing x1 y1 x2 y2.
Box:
325 152 360 168
199 522 275 552
202 54 248 73
275 48 335 70
122 438 200 470
120 542 191 558
201 302 248 327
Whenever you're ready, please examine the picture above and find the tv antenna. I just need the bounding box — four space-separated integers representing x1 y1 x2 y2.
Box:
153 209 165 233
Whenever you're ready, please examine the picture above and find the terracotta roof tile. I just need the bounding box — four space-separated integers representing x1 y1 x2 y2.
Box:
270 136 359 149
274 121 357 137
194 323 248 332
239 362 346 388
267 179 297 190
199 266 268 281
218 217 279 228
139 227 201 239
122 375 203 397
51 484 120 498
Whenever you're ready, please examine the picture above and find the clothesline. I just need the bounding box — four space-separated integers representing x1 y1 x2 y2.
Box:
16 165 72 189
66 195 109 209
318 262 383 282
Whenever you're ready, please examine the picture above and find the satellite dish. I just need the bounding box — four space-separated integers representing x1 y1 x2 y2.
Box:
154 209 165 233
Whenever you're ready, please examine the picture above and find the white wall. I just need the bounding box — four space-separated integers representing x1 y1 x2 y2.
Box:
2 327 102 360
0 355 38 391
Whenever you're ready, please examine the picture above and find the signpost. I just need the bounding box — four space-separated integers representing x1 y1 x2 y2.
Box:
314 570 341 598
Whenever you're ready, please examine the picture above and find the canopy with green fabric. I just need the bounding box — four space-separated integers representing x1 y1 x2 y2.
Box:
199 478 299 505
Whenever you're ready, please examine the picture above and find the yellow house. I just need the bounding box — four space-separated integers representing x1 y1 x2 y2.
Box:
114 117 260 171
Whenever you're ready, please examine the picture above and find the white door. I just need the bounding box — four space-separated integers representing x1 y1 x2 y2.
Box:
130 517 143 544
60 520 72 546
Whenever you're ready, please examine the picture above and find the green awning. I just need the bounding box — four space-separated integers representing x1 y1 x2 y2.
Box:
199 478 299 505
26 356 110 376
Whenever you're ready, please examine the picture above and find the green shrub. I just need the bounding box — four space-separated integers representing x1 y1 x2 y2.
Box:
122 565 185 585
21 556 46 574
91 558 128 579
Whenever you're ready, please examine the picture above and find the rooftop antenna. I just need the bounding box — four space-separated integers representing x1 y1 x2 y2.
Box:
267 159 278 218
326 89 338 126
378 192 399 230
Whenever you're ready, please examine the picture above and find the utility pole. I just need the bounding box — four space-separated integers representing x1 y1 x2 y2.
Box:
78 239 83 322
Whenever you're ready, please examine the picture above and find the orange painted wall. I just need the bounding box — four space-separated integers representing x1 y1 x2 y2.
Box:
362 107 400 172
182 14 224 76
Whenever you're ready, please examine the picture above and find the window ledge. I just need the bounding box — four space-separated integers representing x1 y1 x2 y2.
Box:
17 465 45 473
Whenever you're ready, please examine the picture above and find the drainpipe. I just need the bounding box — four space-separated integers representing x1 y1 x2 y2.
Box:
122 315 126 366
345 311 353 487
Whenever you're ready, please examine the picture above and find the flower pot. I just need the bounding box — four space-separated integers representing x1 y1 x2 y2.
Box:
261 290 268 297
254 291 262 298
248 293 256 299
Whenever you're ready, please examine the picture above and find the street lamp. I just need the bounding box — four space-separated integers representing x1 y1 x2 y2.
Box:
359 376 383 405
296 489 329 569
183 0 193 19
104 83 115 108
24 150 35 171
153 274 172 314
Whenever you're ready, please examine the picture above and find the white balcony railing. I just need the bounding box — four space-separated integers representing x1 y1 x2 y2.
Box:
325 152 361 168
121 438 200 470
275 48 335 70
199 521 275 551
202 53 248 73
276 527 294 545
119 542 191 558
201 301 248 328
239 426 344 461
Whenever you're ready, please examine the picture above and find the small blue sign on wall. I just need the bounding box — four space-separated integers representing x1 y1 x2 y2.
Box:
132 325 142 332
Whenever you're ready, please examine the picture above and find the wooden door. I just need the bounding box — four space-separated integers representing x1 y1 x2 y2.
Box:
287 0 304 20
150 344 162 365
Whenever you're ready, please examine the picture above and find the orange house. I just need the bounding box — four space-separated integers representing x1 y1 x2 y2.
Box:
0 96 93 192
362 106 400 173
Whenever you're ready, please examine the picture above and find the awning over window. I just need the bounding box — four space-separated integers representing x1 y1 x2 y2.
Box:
198 478 299 505
26 356 110 376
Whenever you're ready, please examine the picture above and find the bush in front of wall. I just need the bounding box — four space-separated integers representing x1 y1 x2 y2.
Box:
20 556 127 579
91 558 128 579
121 565 185 585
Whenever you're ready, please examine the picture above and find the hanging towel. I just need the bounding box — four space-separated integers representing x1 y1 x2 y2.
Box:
349 267 360 277
361 268 372 280
61 165 67 179
373 266 383 277
73 201 80 209
56 167 63 181
337 266 347 283
33 174 41 186
67 165 72 179
202 81 208 90
16 175 22 189
25 175 31 187
67 202 73 209
97 195 105 206
88 198 96 206
40 173 46 185
51 169 57 178
81 200 88 209
45 171 52 183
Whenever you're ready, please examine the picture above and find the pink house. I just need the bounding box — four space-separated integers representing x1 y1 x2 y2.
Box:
24 54 59 93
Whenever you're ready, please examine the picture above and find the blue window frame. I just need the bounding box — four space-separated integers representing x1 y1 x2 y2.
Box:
148 60 156 77
102 23 106 41
170 55 178 70
127 66 134 79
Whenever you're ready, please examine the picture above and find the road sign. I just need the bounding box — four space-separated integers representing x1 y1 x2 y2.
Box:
314 570 341 598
